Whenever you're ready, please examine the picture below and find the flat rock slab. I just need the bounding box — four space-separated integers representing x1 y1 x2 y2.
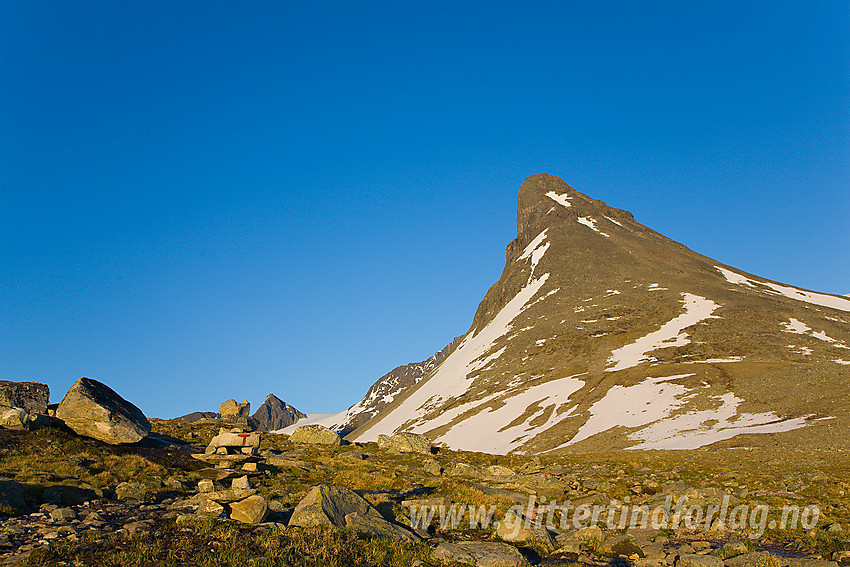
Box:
432 541 529 567
206 429 261 452
678 554 723 567
55 377 150 444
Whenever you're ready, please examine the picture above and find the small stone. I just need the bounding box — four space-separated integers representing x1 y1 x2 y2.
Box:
198 480 215 493
49 507 77 523
232 476 251 491
423 459 442 476
230 495 268 525
242 462 258 471
196 497 226 517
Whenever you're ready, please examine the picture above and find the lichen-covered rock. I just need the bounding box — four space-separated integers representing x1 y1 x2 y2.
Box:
56 378 151 444
344 511 419 542
0 407 29 431
115 482 147 501
377 432 432 454
288 484 380 527
0 381 49 414
289 424 342 446
432 541 528 567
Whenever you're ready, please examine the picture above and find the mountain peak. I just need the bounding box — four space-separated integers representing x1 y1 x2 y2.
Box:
309 176 849 454
516 173 634 243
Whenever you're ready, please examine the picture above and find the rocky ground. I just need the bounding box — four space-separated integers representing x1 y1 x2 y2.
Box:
1 419 849 567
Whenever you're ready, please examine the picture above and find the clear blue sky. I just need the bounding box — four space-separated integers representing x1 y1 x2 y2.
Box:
2 2 848 419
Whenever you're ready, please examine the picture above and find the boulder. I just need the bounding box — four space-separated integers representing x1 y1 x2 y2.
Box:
445 462 481 477
486 465 517 477
495 511 555 552
0 407 29 431
219 399 250 422
377 432 433 454
344 511 419 542
115 482 147 501
250 394 306 431
288 484 381 528
725 553 782 567
55 377 151 444
0 381 50 414
230 494 269 524
432 541 528 567
290 424 342 446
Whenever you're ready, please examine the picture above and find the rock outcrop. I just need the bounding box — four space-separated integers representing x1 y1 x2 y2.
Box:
55 378 151 444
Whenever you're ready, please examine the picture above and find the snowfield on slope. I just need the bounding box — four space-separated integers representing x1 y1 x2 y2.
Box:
353 273 552 442
716 266 850 312
552 374 815 451
607 293 720 372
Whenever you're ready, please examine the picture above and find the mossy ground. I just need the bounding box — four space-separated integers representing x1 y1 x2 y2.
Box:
1 419 848 566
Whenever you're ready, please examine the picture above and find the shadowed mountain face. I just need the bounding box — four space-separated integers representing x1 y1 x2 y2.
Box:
251 395 306 432
326 174 850 454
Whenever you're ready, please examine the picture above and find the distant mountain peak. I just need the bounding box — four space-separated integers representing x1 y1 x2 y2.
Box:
307 174 849 454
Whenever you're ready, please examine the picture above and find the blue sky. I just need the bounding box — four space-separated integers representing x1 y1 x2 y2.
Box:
1 2 848 418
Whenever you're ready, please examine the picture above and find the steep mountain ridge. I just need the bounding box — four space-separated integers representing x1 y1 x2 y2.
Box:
312 174 850 454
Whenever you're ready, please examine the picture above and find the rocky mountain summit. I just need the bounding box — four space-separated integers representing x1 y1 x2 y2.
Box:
313 174 849 454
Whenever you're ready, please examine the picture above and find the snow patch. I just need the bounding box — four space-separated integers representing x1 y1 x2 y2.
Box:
518 229 550 279
434 373 587 454
716 266 850 312
627 393 816 450
577 216 610 237
556 374 697 448
607 293 720 372
353 274 551 441
275 414 340 435
682 357 744 364
835 359 850 365
603 215 623 227
545 191 572 208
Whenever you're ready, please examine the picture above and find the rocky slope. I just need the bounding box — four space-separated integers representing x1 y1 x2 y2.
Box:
323 174 849 454
330 338 461 436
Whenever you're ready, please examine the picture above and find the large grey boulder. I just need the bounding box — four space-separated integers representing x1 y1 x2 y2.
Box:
377 432 433 454
56 377 151 444
289 424 342 446
432 541 528 566
289 484 379 527
289 485 417 541
0 380 49 414
250 394 306 431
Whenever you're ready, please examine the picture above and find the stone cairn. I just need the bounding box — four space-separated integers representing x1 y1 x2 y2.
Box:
190 428 269 524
